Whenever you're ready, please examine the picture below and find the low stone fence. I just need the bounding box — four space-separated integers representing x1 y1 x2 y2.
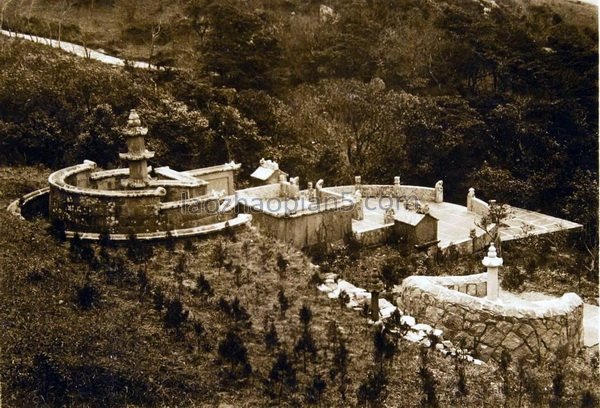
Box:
396 274 584 362
470 197 489 217
322 184 436 202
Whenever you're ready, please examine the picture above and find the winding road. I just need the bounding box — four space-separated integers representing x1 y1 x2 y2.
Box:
0 29 158 69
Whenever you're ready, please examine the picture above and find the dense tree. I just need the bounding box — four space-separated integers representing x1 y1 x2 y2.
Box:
199 0 282 91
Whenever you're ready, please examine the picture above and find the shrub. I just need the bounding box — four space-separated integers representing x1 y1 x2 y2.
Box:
581 390 598 408
276 253 289 276
338 290 350 310
501 266 525 292
30 353 68 405
48 219 67 242
163 298 189 336
379 255 410 290
153 287 165 312
76 283 101 310
309 271 324 287
195 274 214 298
306 242 328 265
357 368 388 407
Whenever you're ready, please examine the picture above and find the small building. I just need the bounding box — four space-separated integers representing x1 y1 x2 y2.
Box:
392 210 438 246
250 159 288 185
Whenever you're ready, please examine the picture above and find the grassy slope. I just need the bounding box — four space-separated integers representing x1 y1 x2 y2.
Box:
1 167 598 406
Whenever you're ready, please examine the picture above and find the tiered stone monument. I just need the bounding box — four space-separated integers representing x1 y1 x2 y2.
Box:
119 110 154 188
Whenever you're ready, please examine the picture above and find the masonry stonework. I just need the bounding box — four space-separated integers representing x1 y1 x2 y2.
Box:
396 274 584 362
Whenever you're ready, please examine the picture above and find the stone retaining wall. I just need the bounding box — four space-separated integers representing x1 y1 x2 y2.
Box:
439 224 498 255
247 206 352 248
354 224 393 247
396 274 584 362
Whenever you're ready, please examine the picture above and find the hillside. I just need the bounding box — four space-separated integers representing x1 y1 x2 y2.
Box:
0 0 598 406
1 167 598 406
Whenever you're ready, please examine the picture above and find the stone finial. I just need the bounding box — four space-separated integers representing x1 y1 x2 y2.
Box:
355 175 361 185
394 176 401 186
482 243 503 266
123 109 148 136
261 159 279 170
127 109 141 127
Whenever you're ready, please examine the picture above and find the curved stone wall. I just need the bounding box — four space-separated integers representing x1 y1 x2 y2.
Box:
7 187 50 219
396 274 584 362
47 161 236 235
49 162 169 234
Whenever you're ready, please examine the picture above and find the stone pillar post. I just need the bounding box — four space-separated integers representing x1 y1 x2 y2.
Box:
482 243 503 301
393 176 401 198
434 180 443 203
371 290 380 321
307 182 316 202
467 187 475 211
353 189 363 221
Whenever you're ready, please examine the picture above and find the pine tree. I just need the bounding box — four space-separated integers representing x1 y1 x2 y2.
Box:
294 328 318 372
276 253 289 277
210 239 227 274
267 351 297 403
299 304 313 330
218 330 252 380
419 349 439 408
278 289 289 318
328 322 350 401
264 321 279 351
305 374 327 405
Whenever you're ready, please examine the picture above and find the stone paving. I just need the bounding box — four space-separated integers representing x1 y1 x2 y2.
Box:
500 207 582 241
352 198 582 248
